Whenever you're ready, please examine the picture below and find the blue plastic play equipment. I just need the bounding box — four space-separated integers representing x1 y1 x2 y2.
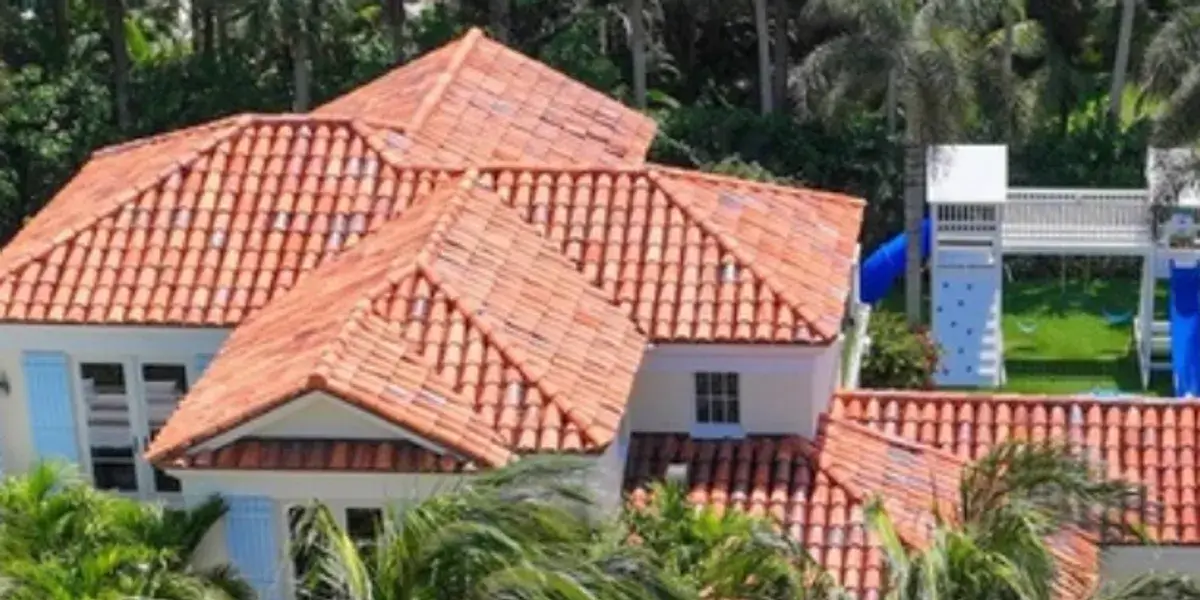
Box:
1169 264 1200 397
859 218 932 305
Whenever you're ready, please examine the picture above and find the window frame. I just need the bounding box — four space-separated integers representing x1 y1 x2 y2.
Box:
692 372 744 439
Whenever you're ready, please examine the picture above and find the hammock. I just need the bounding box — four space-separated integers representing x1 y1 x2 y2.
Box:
1101 308 1134 325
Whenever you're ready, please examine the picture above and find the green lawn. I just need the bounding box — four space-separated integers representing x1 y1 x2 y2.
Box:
1000 279 1172 396
878 278 1175 396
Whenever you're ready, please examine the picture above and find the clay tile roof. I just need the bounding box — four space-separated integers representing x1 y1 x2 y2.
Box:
146 174 646 465
476 166 864 343
0 114 461 325
0 35 864 344
315 28 657 166
626 419 1103 600
832 389 1194 544
173 438 473 473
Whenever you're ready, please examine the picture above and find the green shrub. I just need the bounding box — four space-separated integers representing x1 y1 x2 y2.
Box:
860 311 939 389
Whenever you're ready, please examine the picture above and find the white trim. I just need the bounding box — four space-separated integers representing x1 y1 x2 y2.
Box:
690 423 745 439
195 392 452 456
0 324 229 354
172 469 470 500
642 344 818 374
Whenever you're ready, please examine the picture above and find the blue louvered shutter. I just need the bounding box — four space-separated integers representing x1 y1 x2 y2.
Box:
194 353 215 381
22 351 80 463
225 495 281 600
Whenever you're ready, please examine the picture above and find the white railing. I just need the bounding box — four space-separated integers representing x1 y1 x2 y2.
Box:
1002 188 1151 250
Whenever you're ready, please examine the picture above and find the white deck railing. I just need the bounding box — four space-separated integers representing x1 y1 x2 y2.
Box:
1001 188 1152 251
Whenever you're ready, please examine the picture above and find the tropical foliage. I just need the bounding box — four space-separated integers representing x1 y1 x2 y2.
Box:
0 462 251 600
287 456 687 600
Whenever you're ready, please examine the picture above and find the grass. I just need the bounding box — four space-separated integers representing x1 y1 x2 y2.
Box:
878 278 1174 396
1000 278 1172 396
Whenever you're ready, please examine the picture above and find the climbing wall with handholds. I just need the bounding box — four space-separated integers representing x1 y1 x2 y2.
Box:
932 247 1003 387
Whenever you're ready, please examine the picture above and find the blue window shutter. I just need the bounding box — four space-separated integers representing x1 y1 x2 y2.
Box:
225 495 281 600
22 351 80 463
194 353 215 379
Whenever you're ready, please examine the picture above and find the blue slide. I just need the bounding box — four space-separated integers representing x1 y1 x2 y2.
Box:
859 218 932 305
1170 264 1200 397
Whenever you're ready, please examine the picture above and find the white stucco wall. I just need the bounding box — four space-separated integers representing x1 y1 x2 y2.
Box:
625 342 842 438
0 324 229 475
1101 546 1200 584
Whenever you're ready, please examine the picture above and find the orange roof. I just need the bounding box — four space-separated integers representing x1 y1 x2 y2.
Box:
626 417 1102 600
173 439 472 473
0 111 862 343
316 28 658 166
832 390 1197 544
146 174 646 465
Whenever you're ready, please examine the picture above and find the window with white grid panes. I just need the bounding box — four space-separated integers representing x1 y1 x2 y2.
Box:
694 372 740 425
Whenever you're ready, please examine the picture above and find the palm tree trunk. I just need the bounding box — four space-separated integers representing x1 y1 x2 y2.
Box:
383 0 407 63
105 0 131 131
50 0 69 51
490 0 511 43
772 0 789 110
290 0 311 112
753 0 772 114
1001 13 1014 140
885 69 898 137
1109 0 1136 120
903 141 925 326
629 0 647 108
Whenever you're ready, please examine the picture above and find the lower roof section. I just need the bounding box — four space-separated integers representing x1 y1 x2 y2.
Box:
173 438 472 473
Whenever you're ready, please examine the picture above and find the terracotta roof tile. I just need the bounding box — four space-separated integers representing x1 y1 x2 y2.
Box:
176 438 473 472
625 433 887 599
833 390 1192 544
0 140 862 343
315 28 657 166
146 174 646 465
626 421 1103 600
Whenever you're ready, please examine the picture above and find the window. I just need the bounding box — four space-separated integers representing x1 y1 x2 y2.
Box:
346 507 383 550
80 362 137 492
694 372 740 425
141 364 188 493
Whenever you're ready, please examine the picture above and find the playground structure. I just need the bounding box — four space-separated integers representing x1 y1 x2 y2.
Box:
856 145 1200 396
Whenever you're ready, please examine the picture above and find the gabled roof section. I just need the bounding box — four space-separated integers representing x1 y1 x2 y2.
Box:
0 114 459 325
477 166 864 343
315 28 658 166
146 174 646 465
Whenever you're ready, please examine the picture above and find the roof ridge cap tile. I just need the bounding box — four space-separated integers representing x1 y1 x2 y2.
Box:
90 113 249 159
646 168 834 342
836 388 1190 407
650 163 868 209
407 27 485 134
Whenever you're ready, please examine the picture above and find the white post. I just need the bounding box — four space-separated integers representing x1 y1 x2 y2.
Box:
1139 251 1155 389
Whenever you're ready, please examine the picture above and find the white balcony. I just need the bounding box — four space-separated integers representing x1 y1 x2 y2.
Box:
1000 188 1153 254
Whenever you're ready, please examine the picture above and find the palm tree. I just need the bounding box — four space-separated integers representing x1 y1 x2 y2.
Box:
1141 3 1200 145
1109 0 1137 120
0 462 251 600
754 0 773 114
625 481 847 600
868 441 1200 600
290 456 686 600
772 0 790 110
104 0 132 129
490 0 511 43
795 0 1009 324
628 0 648 108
